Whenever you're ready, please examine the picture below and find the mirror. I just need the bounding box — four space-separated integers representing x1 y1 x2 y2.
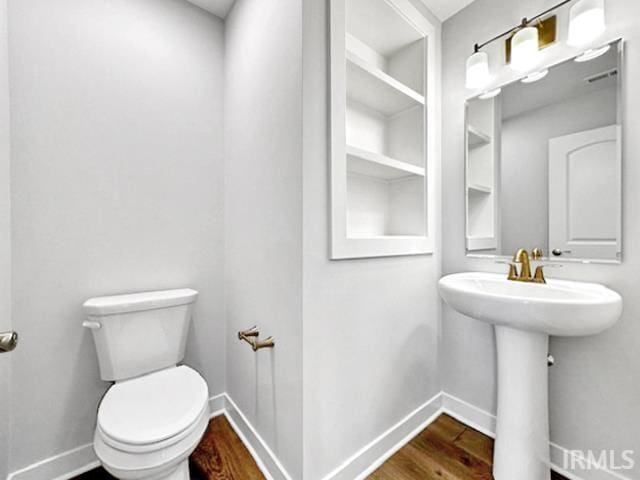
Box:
465 39 623 263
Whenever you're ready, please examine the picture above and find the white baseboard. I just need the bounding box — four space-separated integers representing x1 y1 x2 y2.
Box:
208 392 226 418
7 443 99 480
223 393 293 480
321 391 444 480
441 391 496 438
442 392 633 480
8 390 635 480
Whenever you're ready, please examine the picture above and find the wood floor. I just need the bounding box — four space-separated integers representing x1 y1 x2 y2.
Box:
75 414 568 480
369 414 568 480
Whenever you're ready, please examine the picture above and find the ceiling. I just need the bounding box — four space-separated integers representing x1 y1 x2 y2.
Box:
187 0 477 22
185 0 235 18
500 44 619 120
420 0 477 21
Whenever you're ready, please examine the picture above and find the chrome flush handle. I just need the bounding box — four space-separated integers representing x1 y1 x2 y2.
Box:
0 331 18 353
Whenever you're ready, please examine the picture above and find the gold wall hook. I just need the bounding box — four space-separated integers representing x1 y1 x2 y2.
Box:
238 326 259 340
252 336 275 351
238 326 275 351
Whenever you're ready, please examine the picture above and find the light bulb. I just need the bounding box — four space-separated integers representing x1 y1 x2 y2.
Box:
568 0 606 46
511 26 540 72
466 50 490 90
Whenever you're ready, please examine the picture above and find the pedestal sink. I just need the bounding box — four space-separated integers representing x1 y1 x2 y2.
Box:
438 272 623 480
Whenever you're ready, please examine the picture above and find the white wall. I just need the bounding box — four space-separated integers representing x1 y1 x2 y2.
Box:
442 0 640 477
8 0 225 472
223 0 304 477
302 1 443 479
0 0 11 476
500 86 617 253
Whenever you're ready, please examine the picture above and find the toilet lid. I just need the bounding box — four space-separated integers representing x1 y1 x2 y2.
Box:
98 366 208 446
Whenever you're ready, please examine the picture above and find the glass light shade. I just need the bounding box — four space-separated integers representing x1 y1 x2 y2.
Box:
575 44 611 62
568 0 606 46
522 69 549 83
466 51 490 89
511 26 540 72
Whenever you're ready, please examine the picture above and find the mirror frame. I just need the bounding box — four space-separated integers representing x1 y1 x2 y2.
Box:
464 38 625 265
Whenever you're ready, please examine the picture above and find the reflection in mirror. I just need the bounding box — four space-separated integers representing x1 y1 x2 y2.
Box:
465 39 622 263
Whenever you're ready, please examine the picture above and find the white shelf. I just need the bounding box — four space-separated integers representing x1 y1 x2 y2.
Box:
467 183 492 194
468 125 491 148
346 0 424 58
347 145 425 180
346 51 425 117
466 236 497 251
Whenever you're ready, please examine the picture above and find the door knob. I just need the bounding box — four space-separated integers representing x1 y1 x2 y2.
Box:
552 249 572 257
0 331 18 353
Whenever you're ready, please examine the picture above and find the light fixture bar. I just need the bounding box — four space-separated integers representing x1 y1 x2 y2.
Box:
473 0 573 52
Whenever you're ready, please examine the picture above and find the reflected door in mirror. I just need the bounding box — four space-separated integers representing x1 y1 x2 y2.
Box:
549 125 621 261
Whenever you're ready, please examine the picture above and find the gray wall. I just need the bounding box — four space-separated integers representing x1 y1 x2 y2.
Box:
500 86 617 253
8 0 225 471
0 0 11 476
301 1 443 478
442 0 640 476
224 0 304 477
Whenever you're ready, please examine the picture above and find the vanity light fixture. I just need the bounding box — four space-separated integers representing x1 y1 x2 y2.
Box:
567 0 606 46
511 24 540 72
466 45 491 89
464 0 607 89
575 44 611 62
521 69 549 83
479 88 502 100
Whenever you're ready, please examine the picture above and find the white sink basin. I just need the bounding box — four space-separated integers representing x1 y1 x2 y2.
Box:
439 272 622 336
438 271 623 480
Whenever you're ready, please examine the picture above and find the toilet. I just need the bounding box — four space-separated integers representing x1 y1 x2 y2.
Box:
83 289 209 480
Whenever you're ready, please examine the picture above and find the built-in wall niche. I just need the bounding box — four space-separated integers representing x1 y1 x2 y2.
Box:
330 0 437 259
465 97 499 251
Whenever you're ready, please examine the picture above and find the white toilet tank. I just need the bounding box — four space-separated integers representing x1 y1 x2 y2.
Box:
83 289 198 381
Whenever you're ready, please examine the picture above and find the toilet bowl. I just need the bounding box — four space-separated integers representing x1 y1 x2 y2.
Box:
83 289 209 480
94 366 209 480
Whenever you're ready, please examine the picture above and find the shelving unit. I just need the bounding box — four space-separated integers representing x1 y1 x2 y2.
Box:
466 97 499 252
330 0 437 258
346 145 425 180
346 52 424 117
467 183 492 194
467 125 491 149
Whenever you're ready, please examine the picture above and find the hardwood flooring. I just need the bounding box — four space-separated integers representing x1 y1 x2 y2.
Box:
368 414 568 480
75 414 568 480
189 415 264 480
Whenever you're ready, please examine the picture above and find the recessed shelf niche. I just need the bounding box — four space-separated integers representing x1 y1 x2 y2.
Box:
466 97 499 252
330 0 436 258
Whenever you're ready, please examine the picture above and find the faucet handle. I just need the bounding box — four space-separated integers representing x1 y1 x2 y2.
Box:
508 263 519 280
533 265 547 284
532 247 544 260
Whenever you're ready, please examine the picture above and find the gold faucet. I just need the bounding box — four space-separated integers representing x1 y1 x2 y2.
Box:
508 248 546 284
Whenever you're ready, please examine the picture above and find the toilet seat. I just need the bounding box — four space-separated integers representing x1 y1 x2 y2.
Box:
98 365 208 447
94 366 210 480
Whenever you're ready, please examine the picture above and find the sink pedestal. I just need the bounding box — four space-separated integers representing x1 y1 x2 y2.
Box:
494 326 551 480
